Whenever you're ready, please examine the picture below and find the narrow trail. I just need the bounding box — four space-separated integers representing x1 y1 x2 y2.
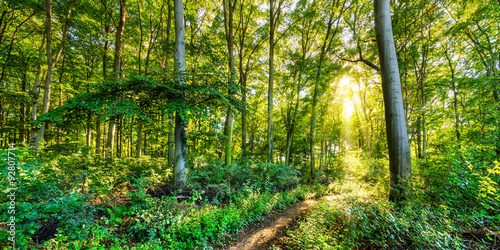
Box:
225 194 338 250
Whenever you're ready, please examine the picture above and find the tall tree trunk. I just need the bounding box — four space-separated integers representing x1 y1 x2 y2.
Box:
309 1 346 178
118 117 122 157
58 54 66 145
103 24 110 80
249 124 256 156
34 0 76 151
445 51 460 141
84 56 95 147
129 123 133 156
374 0 412 202
34 0 54 151
106 0 126 157
174 0 187 188
165 0 175 168
97 25 109 154
30 34 45 146
268 0 275 164
96 115 101 153
137 0 143 75
285 77 301 166
223 0 236 167
416 114 421 158
168 114 174 166
136 120 143 158
421 81 426 156
19 74 27 143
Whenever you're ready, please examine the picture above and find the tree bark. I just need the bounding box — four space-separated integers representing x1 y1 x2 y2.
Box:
445 51 460 141
309 1 346 178
223 0 236 167
58 54 66 145
174 0 187 188
34 0 54 151
136 120 143 157
30 34 45 146
137 0 143 75
165 0 175 168
106 0 126 157
374 0 412 202
19 73 27 143
34 0 76 151
268 0 275 164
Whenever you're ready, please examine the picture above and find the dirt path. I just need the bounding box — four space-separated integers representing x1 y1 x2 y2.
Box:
225 195 337 250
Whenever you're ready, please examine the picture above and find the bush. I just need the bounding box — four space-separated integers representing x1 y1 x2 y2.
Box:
189 160 301 198
0 148 96 249
286 197 464 249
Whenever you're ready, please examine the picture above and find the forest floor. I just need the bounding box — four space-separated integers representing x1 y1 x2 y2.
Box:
223 194 339 250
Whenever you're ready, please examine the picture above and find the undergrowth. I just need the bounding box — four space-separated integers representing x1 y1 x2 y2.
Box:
0 146 330 249
282 148 500 250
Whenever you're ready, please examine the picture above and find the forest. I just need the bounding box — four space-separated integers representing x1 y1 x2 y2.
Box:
0 0 499 249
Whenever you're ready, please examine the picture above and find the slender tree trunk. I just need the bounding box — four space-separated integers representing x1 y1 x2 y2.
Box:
58 54 67 145
19 74 27 143
137 0 143 75
136 120 143 157
421 81 426 156
103 24 110 80
285 77 301 166
416 114 421 158
106 0 126 157
57 85 63 144
249 123 256 156
168 114 174 166
445 52 460 141
174 0 187 188
223 0 236 167
310 38 329 178
97 25 109 154
34 0 54 151
374 0 412 202
165 0 175 167
129 123 133 157
268 0 275 164
30 34 45 146
34 0 76 151
106 119 116 156
96 115 101 153
85 59 97 154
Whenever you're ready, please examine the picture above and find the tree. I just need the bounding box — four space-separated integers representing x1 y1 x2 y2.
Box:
268 0 284 164
34 0 76 151
173 0 187 188
223 0 236 166
374 0 412 201
309 0 347 178
105 0 127 157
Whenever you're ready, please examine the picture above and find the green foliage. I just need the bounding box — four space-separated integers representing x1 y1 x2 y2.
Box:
0 148 96 249
413 145 500 215
286 147 500 250
189 159 301 197
286 196 465 249
127 184 329 249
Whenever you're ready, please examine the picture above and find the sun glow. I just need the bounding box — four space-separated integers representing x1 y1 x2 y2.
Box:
339 76 355 120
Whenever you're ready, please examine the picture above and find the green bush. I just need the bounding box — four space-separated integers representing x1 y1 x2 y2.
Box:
189 159 300 194
286 197 464 249
0 148 96 249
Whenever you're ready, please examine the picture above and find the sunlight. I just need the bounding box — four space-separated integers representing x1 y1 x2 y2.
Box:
339 76 354 120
